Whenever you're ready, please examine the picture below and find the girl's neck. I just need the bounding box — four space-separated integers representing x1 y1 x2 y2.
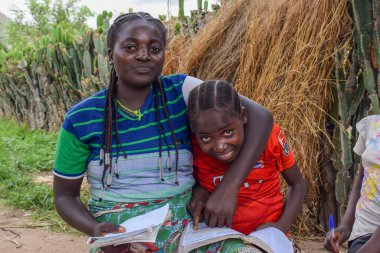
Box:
116 82 151 110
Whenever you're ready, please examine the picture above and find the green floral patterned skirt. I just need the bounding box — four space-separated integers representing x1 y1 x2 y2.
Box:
88 190 254 253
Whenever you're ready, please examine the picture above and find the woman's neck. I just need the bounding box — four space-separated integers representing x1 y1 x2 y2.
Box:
116 82 151 110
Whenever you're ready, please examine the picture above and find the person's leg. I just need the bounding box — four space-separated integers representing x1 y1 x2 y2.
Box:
348 234 372 253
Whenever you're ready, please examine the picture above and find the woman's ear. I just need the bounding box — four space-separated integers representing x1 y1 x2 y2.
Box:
241 106 248 124
108 48 113 64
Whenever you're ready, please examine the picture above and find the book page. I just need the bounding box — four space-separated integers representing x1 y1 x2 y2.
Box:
247 227 293 253
178 222 243 253
104 203 170 238
87 204 170 248
181 222 242 245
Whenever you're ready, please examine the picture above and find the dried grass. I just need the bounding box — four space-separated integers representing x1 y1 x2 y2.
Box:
164 0 351 235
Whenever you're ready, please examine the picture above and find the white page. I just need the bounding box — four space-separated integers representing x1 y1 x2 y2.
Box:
248 227 293 253
103 204 169 238
181 222 242 246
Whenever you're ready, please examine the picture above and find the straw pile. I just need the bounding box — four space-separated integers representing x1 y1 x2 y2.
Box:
164 0 351 234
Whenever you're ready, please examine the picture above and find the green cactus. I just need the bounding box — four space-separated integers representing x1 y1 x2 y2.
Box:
98 54 109 85
83 50 92 78
352 0 380 113
204 0 209 12
198 0 203 12
178 0 185 19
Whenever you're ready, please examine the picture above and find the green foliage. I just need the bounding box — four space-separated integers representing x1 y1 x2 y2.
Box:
158 14 167 22
6 0 93 46
128 8 134 13
96 10 112 34
0 118 90 232
0 119 56 208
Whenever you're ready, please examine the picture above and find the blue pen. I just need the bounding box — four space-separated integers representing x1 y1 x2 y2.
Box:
329 214 335 238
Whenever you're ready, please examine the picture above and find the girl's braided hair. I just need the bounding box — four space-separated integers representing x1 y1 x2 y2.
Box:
99 12 179 201
187 80 242 123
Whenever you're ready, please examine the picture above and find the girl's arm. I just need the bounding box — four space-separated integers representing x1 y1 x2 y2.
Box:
324 164 364 253
53 175 124 236
256 163 305 233
356 226 380 253
204 96 274 227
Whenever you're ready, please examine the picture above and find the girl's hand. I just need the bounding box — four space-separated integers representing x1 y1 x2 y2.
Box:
204 185 239 228
92 222 126 237
255 222 287 234
323 224 351 253
188 185 210 230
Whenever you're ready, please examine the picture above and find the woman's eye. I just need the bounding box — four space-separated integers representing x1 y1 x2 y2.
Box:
224 129 233 136
200 136 211 142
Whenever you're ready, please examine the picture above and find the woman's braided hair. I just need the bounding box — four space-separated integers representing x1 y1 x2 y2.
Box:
98 12 179 201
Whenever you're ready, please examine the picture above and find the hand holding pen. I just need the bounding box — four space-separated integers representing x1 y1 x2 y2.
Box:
324 214 352 253
329 214 335 239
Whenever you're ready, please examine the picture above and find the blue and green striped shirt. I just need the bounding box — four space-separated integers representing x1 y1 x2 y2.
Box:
53 74 201 202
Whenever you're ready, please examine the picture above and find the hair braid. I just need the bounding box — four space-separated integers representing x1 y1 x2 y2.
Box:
98 12 169 201
188 80 242 124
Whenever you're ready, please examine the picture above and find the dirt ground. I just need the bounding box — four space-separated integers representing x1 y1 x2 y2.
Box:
0 203 346 253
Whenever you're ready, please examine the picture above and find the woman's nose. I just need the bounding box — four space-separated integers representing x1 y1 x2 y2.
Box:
136 47 150 61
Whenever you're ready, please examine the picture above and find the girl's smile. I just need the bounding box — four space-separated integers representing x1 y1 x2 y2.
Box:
192 108 247 163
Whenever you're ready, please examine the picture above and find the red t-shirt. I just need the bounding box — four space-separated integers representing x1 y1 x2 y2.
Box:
192 123 295 235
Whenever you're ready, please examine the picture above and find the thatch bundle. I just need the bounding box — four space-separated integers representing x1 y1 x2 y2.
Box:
164 0 351 234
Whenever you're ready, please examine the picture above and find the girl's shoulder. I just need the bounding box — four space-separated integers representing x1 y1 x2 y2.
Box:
356 115 380 137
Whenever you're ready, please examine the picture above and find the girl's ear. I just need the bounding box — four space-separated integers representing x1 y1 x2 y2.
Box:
241 106 248 124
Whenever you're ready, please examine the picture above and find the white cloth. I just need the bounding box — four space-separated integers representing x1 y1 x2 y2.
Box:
349 115 380 241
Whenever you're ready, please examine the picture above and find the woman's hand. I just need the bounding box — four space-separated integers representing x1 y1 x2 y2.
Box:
188 185 210 230
92 222 126 237
323 224 352 253
95 223 128 253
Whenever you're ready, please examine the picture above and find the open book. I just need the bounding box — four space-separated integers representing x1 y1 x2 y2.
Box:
178 222 293 253
87 204 171 248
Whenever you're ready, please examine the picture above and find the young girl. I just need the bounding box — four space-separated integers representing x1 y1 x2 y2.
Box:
324 115 380 253
53 12 274 253
187 80 305 251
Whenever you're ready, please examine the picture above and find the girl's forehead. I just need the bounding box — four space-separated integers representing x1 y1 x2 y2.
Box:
194 108 240 123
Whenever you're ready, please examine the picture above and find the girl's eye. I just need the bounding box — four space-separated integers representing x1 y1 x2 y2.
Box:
151 46 161 54
224 129 233 136
124 44 136 51
200 136 211 143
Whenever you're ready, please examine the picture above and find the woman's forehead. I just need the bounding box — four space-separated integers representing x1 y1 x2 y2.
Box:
116 20 165 42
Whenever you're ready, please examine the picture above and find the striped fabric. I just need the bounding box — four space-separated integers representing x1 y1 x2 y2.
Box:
53 74 196 202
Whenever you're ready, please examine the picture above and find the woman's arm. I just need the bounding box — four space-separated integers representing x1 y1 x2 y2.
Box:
324 164 364 253
204 96 274 227
53 175 124 236
256 164 305 233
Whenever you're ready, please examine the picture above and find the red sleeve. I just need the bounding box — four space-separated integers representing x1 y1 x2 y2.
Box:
271 124 296 171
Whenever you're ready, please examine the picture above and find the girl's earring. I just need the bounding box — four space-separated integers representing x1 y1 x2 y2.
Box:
109 60 113 65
